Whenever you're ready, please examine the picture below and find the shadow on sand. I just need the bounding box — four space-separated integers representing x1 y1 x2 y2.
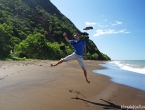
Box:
71 98 132 110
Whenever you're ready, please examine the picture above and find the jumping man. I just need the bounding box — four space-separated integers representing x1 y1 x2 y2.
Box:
51 32 90 83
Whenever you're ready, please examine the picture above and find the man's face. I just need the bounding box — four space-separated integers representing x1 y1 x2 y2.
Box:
74 34 80 41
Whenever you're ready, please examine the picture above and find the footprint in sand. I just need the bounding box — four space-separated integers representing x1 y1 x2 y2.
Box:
0 78 4 80
4 75 8 77
69 89 73 93
69 89 86 98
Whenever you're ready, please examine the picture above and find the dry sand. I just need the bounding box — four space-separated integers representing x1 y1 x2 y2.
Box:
0 60 145 110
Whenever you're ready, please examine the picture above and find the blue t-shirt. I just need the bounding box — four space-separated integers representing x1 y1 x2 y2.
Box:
70 40 86 56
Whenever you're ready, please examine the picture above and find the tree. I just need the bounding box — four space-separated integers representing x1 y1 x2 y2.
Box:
92 53 99 60
14 33 49 59
0 23 13 57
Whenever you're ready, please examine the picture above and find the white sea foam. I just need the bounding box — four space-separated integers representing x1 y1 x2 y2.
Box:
110 60 145 74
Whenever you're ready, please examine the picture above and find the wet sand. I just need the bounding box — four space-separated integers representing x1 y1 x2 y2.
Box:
0 60 145 110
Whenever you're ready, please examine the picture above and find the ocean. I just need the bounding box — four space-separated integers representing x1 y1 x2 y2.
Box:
93 60 145 91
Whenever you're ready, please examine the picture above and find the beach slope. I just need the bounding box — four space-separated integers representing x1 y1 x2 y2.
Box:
0 60 145 110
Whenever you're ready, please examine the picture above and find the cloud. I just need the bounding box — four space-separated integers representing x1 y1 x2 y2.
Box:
116 21 122 24
124 31 130 34
96 23 108 28
85 22 96 26
93 29 130 37
96 20 122 27
111 21 122 26
112 23 117 26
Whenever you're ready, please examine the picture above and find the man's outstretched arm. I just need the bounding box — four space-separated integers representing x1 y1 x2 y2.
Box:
63 32 70 43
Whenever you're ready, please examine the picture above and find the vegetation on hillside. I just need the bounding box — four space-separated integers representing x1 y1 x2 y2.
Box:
0 0 111 60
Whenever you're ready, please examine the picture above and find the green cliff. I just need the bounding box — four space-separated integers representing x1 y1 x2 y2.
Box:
0 0 111 60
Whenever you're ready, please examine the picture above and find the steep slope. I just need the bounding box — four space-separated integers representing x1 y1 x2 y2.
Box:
0 0 111 60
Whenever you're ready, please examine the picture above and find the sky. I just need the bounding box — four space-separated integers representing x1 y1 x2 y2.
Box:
50 0 145 60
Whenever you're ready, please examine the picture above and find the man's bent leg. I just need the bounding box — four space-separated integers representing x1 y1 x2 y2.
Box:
51 59 63 67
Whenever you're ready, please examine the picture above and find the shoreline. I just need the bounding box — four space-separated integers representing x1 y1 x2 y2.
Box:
93 61 145 92
0 60 145 110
